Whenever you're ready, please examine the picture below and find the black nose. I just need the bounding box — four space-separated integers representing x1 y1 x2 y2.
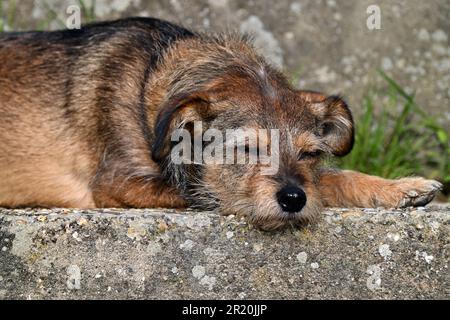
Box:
276 186 307 213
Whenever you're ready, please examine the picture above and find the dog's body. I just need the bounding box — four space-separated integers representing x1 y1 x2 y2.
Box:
0 17 442 229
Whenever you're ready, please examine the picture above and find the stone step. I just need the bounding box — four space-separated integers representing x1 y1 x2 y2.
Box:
0 206 448 299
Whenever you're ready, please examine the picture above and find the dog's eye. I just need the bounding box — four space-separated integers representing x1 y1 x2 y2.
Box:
298 150 323 161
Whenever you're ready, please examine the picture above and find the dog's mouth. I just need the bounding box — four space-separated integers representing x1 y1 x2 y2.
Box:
186 182 320 230
285 212 300 220
249 193 322 231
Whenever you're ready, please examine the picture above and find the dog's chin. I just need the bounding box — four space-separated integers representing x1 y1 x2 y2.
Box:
247 200 322 231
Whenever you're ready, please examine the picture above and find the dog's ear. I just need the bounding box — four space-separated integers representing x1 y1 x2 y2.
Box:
300 90 354 157
151 90 218 162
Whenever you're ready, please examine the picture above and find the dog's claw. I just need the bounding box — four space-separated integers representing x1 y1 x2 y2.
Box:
397 179 443 208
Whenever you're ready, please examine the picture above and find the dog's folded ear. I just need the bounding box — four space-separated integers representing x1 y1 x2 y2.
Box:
151 90 217 162
300 90 354 157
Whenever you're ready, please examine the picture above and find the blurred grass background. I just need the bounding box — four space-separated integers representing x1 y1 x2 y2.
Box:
1 0 449 200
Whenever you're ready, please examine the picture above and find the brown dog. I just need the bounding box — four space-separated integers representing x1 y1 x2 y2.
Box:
0 17 442 230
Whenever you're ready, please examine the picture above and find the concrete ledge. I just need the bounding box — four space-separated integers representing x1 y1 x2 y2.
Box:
0 206 449 299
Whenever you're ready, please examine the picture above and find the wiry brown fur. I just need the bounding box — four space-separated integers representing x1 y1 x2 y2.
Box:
0 18 442 230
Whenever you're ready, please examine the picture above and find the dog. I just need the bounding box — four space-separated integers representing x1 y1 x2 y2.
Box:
0 17 442 230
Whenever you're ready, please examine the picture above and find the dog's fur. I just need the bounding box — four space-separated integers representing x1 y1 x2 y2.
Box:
0 17 442 230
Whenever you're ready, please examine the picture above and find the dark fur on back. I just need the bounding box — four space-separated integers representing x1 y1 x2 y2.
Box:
0 18 197 208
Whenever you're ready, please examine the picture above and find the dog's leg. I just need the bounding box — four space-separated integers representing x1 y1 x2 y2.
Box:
92 176 187 209
317 169 443 208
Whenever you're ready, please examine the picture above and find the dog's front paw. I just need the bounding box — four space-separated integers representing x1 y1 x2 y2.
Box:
395 178 443 208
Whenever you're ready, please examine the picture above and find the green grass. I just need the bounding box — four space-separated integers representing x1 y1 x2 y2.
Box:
336 71 450 189
0 0 17 31
78 0 96 23
0 3 3 32
37 2 65 30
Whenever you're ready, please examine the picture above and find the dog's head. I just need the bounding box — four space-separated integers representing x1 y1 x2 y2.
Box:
150 36 354 230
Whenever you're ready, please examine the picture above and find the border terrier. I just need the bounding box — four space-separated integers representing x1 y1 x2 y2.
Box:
0 17 443 230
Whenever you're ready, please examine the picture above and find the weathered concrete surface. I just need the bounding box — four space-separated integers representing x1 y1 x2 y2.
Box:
4 0 450 127
0 205 449 299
